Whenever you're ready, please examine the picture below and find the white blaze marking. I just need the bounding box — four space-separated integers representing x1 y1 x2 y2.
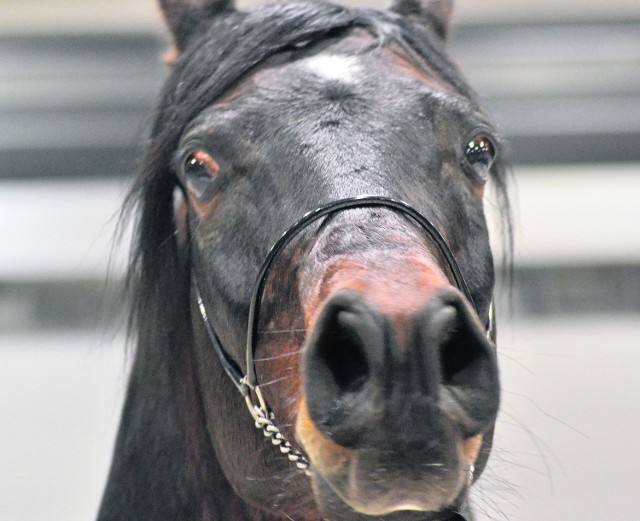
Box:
304 54 361 83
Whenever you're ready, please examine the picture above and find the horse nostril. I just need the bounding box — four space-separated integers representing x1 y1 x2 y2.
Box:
437 306 485 387
415 294 499 436
322 310 370 393
303 291 385 446
303 290 499 447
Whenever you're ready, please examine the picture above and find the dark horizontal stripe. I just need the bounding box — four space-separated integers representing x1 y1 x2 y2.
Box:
1 20 639 178
505 132 640 165
2 263 638 332
2 129 638 181
496 263 640 318
0 279 125 333
0 146 141 180
0 32 161 59
452 19 640 59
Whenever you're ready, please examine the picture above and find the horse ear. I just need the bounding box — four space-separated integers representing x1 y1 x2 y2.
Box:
389 0 454 40
159 0 236 56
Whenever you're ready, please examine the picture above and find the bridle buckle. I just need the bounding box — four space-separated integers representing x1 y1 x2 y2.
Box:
243 382 268 423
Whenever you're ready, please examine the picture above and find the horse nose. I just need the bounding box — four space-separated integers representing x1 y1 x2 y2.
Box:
302 289 499 449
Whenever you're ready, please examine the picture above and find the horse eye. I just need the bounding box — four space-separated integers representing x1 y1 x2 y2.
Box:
182 151 220 199
462 134 496 182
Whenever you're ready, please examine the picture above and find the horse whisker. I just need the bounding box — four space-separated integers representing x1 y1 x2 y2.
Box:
281 512 296 521
258 375 292 388
254 349 302 362
258 328 308 334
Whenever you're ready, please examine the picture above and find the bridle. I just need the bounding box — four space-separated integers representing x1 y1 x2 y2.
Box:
192 195 496 476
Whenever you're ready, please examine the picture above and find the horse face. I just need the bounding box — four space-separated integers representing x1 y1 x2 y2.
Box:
177 26 500 519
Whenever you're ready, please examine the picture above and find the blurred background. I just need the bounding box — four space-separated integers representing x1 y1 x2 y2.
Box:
1 1 638 520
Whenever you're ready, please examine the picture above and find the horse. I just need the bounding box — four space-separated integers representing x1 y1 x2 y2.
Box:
98 1 512 520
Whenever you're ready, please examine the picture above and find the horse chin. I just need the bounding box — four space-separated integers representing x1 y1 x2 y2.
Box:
296 402 478 521
310 466 470 521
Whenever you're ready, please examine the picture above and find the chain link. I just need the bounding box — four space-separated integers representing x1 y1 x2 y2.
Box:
244 385 311 476
253 407 311 476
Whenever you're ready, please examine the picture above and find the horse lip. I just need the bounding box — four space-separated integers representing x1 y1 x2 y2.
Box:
297 389 488 519
306 440 470 516
309 449 472 518
297 398 484 518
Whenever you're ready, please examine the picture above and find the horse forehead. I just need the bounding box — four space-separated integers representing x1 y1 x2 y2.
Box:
302 54 363 84
188 42 466 186
280 41 454 94
214 37 457 111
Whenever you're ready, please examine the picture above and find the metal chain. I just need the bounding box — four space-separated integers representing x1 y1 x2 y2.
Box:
243 384 311 476
252 406 311 476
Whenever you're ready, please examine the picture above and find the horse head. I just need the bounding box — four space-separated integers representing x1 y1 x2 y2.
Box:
99 2 511 520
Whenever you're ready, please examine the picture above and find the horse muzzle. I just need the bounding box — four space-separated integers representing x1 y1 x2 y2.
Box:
295 251 499 516
194 196 498 517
